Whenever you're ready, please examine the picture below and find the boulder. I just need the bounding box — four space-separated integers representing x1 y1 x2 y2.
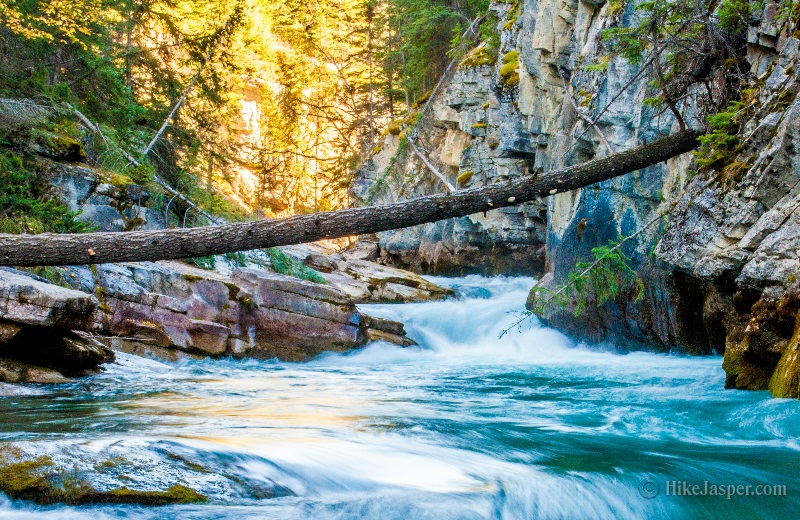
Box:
27 130 85 162
0 269 97 329
290 245 455 303
78 204 125 232
0 270 113 382
335 259 455 302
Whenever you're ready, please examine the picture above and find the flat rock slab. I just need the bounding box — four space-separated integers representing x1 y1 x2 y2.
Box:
301 250 455 303
0 269 97 329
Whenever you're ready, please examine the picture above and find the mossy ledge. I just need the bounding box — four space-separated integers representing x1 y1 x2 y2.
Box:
0 455 207 506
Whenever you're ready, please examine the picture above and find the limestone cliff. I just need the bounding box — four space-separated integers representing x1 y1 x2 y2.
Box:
353 0 800 397
351 3 547 275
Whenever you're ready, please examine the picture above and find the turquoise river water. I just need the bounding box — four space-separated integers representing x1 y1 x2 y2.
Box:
0 276 798 519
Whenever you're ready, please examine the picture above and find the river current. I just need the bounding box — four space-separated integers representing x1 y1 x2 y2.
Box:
0 276 798 519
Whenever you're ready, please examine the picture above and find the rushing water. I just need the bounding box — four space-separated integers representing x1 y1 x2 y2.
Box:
0 276 798 519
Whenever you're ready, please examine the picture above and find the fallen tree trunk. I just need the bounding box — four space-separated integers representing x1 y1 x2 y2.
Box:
0 130 700 267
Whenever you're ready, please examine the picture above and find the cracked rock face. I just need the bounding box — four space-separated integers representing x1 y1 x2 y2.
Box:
302 250 455 303
42 160 165 232
350 3 547 276
653 39 800 396
518 0 800 398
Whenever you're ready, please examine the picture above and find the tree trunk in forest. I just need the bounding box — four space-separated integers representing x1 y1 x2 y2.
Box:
0 130 700 267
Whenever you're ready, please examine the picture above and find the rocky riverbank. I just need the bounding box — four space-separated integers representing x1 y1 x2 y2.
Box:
0 235 460 378
0 253 448 381
0 141 456 382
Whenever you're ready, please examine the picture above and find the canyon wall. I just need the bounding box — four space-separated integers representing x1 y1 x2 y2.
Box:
353 0 800 397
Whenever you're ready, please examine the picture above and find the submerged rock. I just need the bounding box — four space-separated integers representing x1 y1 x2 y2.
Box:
0 450 206 506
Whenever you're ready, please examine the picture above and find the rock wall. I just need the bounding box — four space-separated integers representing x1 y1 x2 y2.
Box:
353 0 800 397
514 0 702 353
656 39 800 396
351 3 547 275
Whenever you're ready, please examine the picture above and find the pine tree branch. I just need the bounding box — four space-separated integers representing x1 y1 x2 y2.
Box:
500 206 673 338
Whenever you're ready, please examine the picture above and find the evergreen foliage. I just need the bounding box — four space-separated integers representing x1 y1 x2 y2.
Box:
261 248 327 284
528 241 644 317
0 151 91 234
595 0 752 128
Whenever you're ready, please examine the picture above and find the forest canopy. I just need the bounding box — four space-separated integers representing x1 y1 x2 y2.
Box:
0 0 491 220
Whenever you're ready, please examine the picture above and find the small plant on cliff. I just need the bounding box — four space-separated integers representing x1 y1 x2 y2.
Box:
777 0 800 35
528 240 644 317
498 50 520 87
694 99 750 180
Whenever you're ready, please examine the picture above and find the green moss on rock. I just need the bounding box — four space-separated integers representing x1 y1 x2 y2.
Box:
79 484 207 506
499 50 520 87
29 129 86 162
0 451 207 506
0 456 62 504
457 170 474 186
460 46 496 68
768 314 800 398
722 348 776 390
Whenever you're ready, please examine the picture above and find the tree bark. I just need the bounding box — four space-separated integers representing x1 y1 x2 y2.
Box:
0 130 700 267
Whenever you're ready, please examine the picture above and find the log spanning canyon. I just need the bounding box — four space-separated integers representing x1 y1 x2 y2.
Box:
0 129 700 267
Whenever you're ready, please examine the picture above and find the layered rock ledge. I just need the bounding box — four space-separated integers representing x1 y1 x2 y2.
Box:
0 268 113 383
0 253 432 382
80 260 417 362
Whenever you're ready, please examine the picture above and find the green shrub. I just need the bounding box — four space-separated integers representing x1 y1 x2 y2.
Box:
261 248 326 284
187 255 217 270
695 100 750 181
0 152 92 234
